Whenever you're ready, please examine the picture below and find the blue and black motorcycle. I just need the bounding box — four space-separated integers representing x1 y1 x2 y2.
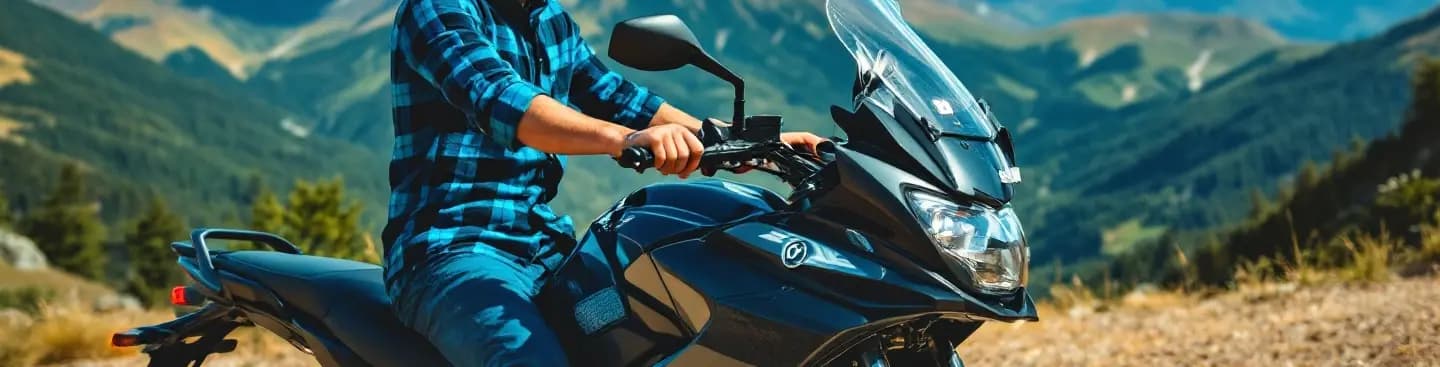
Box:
113 0 1037 365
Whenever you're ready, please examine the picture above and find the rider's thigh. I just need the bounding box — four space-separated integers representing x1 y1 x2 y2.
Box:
394 247 569 367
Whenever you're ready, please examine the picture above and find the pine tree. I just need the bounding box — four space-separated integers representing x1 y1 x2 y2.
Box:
1410 57 1440 125
248 178 375 263
0 182 11 229
250 185 285 234
1248 188 1270 220
20 164 106 278
124 197 186 306
282 178 373 262
1297 160 1321 189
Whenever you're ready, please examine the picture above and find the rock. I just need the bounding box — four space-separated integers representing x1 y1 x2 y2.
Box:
0 228 47 270
0 308 33 328
92 294 142 312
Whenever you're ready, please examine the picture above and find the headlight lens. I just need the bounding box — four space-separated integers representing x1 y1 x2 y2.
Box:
907 190 1028 294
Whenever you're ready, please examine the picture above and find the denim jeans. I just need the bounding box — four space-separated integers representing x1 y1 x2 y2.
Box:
390 246 569 366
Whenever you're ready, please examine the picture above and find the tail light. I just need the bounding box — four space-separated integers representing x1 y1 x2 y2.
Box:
170 285 203 306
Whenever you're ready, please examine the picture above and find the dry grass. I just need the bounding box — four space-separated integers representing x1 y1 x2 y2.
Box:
1339 230 1398 283
0 299 311 367
1421 214 1440 262
0 293 169 366
0 262 308 366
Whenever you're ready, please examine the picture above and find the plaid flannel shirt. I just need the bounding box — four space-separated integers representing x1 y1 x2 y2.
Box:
384 0 665 284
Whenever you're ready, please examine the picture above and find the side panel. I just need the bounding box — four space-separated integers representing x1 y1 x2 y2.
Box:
538 181 787 366
652 219 1035 365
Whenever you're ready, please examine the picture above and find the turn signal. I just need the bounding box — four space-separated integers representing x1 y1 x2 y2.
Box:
111 330 143 347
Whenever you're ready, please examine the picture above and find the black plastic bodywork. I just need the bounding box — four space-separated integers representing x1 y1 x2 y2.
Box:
538 179 1036 366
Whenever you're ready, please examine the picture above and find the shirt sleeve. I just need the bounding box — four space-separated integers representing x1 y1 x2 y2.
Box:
566 26 667 130
396 0 543 148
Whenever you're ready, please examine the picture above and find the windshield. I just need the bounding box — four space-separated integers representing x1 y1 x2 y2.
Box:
826 0 994 139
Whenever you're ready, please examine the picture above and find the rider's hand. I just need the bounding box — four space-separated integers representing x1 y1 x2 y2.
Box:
625 124 704 178
781 132 826 157
707 132 827 177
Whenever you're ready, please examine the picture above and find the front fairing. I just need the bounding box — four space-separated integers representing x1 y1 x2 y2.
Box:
827 0 1018 203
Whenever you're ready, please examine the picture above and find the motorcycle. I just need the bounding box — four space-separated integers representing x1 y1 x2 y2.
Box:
112 0 1037 365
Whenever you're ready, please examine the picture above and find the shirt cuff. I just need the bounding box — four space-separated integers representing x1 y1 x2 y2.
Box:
484 79 547 149
628 93 667 130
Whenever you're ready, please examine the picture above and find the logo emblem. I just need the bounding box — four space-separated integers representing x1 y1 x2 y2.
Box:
931 98 955 116
781 240 809 269
999 166 1022 184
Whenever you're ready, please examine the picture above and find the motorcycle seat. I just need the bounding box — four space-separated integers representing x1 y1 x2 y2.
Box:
213 251 448 366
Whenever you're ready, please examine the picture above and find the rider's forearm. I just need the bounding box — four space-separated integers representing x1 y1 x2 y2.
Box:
516 95 634 157
647 103 703 132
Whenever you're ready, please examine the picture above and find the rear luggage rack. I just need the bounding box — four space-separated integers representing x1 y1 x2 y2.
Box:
181 228 302 297
112 228 306 366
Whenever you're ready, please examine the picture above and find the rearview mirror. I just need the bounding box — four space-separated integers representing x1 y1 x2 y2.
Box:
609 15 703 72
609 15 747 126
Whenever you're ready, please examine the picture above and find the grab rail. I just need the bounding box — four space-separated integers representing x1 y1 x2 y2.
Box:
187 228 303 295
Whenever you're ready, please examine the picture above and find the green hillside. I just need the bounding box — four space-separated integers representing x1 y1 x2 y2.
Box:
1023 6 1440 262
0 0 386 225
1090 57 1440 289
19 0 1440 270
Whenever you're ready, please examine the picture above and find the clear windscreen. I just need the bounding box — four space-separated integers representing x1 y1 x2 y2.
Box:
826 0 995 139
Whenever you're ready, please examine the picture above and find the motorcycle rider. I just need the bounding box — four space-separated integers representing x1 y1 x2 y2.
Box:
386 0 824 365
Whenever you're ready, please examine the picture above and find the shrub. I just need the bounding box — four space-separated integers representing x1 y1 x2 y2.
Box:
1049 275 1099 312
1420 209 1440 262
0 287 54 314
1338 230 1397 283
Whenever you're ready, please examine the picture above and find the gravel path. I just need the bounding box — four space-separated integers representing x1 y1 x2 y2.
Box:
958 277 1440 367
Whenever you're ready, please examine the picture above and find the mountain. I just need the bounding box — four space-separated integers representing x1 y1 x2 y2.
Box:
0 0 386 224
31 0 399 77
128 0 1431 257
18 0 1440 269
1022 6 1440 261
933 0 1440 41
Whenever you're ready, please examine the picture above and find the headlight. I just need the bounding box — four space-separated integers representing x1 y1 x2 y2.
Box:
907 190 1028 294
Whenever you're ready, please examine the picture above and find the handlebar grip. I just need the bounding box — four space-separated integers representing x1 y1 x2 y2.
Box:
616 146 655 172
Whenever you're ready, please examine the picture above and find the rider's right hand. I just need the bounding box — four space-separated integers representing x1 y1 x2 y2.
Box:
621 124 704 178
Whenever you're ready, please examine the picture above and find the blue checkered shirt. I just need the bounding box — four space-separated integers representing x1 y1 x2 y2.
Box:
384 0 665 284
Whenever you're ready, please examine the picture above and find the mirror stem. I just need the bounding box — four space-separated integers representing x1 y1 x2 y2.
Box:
694 54 746 130
732 84 745 131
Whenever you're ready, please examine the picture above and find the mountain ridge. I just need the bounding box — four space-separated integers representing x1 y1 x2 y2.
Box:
0 0 386 224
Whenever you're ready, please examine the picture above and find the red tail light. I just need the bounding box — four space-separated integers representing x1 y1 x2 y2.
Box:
170 286 201 306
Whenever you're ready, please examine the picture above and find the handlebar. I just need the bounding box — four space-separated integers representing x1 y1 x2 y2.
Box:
614 116 828 186
616 146 655 171
614 139 827 187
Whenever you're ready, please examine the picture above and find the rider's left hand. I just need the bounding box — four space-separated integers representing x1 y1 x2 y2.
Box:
705 132 827 177
781 132 826 157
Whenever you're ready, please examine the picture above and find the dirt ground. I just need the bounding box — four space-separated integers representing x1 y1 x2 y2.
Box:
56 277 1440 366
958 276 1440 367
